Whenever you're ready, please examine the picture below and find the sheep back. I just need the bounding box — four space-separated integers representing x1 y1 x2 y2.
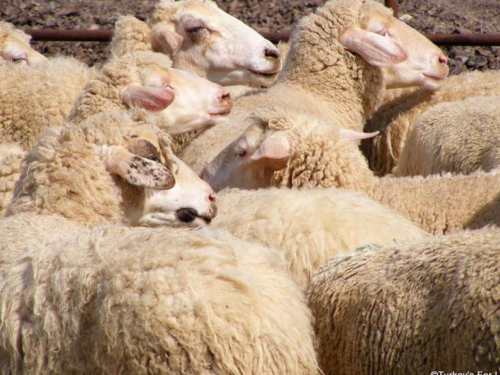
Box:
308 228 500 374
0 214 318 374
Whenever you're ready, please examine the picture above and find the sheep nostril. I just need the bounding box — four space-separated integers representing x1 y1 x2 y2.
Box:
438 55 448 65
264 47 280 60
208 193 216 202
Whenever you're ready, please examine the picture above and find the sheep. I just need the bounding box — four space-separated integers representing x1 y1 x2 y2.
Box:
201 109 500 235
212 187 428 288
5 109 217 228
307 227 500 374
178 0 448 174
109 0 282 87
0 21 46 66
68 50 232 135
394 95 500 177
362 70 500 175
0 213 318 374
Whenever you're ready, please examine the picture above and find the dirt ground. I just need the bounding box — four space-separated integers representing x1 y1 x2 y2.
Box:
2 0 500 74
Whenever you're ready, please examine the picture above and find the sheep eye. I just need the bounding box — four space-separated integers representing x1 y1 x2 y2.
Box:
146 155 159 162
12 56 27 63
377 28 389 36
187 26 206 34
236 148 246 157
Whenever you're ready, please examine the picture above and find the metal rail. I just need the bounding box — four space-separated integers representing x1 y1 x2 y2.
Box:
25 28 500 46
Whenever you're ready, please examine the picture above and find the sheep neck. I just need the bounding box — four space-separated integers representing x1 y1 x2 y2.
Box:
277 1 385 130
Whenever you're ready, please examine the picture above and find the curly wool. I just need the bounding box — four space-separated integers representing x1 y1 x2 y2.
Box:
0 57 95 150
108 16 153 58
0 145 26 215
179 0 388 172
68 51 173 124
5 110 174 225
308 227 500 374
395 95 500 176
362 70 500 175
0 213 318 374
213 187 428 288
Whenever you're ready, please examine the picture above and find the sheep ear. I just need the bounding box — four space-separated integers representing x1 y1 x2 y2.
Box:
101 145 175 190
338 129 379 140
339 26 408 66
250 134 290 169
151 24 184 57
121 85 175 112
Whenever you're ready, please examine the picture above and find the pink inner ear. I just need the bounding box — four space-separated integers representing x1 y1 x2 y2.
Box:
339 26 408 67
121 86 176 111
152 25 184 57
251 134 290 161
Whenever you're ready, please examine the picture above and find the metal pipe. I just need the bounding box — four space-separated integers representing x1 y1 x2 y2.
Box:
25 28 500 47
384 0 399 19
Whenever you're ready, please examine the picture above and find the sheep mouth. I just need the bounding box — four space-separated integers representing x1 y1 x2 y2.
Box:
209 110 231 118
423 72 446 81
175 207 213 225
248 69 279 78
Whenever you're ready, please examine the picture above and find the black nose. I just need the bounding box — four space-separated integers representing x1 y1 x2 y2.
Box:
264 47 280 59
176 207 198 223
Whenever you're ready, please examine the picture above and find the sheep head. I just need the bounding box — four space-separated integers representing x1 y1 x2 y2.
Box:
150 0 281 87
0 22 47 66
7 110 217 228
339 1 448 90
200 110 377 191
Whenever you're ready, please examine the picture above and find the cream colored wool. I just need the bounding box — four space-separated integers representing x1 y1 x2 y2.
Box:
213 187 428 288
0 57 95 150
68 51 173 124
395 95 500 177
179 0 388 173
0 213 318 374
0 144 26 215
6 110 175 225
0 21 31 49
362 70 500 175
108 15 153 57
308 227 500 374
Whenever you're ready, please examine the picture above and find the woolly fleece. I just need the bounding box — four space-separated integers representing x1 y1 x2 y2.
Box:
0 213 318 374
395 95 500 176
308 227 500 374
213 187 428 288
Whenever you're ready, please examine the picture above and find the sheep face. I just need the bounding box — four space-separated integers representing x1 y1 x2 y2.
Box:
105 127 217 228
0 22 47 66
122 65 232 134
340 3 448 90
201 114 377 192
151 0 281 87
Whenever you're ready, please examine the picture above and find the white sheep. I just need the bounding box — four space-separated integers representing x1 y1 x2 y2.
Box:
0 21 46 66
68 50 232 135
394 95 500 177
212 187 428 288
109 0 282 87
0 213 318 374
362 70 500 175
308 227 500 374
5 109 217 228
201 109 500 235
178 0 448 173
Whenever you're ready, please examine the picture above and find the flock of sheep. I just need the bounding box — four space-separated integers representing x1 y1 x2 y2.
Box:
0 0 499 373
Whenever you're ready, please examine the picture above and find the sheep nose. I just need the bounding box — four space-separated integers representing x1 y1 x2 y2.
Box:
219 89 231 102
438 55 448 65
217 89 233 111
264 47 280 60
